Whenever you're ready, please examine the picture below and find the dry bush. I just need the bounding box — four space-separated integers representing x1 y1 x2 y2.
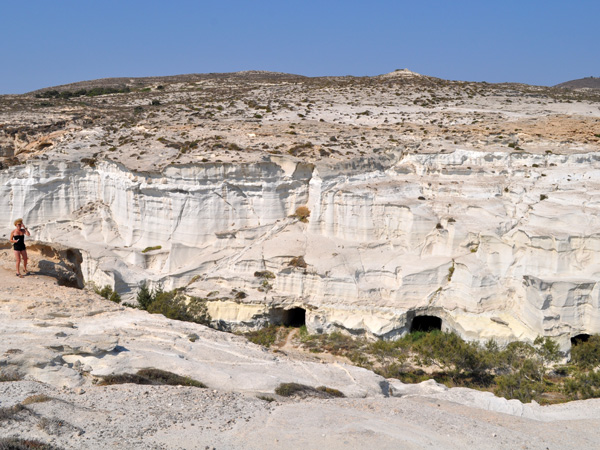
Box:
0 437 62 450
98 368 206 388
22 395 52 405
288 256 307 268
293 206 310 222
0 404 25 422
275 382 344 399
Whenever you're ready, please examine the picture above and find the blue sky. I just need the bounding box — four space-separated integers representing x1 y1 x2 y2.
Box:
2 0 599 94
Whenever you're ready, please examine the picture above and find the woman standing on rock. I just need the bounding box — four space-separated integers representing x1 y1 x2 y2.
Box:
10 218 30 278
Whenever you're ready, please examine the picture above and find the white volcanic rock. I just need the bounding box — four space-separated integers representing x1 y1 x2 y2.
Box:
0 267 385 396
1 147 600 348
2 269 600 449
1 72 600 349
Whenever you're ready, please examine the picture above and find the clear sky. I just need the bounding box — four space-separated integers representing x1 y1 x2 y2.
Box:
2 0 599 94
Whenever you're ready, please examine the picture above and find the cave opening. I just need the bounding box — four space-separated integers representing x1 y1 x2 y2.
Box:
270 307 306 328
410 315 442 333
282 307 306 327
571 334 591 346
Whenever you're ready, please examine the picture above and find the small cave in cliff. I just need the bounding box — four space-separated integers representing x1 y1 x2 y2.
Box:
270 307 306 328
410 315 442 333
571 334 591 346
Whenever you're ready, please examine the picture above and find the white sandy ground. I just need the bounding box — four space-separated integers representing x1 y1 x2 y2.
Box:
1 266 600 449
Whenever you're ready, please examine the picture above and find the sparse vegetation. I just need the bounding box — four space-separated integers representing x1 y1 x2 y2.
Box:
37 417 70 436
98 368 206 388
288 256 307 268
148 290 211 325
570 335 600 369
135 283 211 325
35 87 130 99
447 261 455 282
0 404 25 422
245 325 291 348
91 283 121 304
293 206 310 222
136 281 153 310
253 326 600 404
0 437 63 450
315 386 345 397
254 270 275 279
142 245 162 253
275 382 344 398
21 394 52 405
0 370 22 382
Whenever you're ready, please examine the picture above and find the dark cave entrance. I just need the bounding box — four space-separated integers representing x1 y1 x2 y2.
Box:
410 315 442 333
283 307 306 327
270 307 306 327
571 334 591 346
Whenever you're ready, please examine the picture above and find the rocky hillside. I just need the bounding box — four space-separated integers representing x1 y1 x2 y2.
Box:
1 71 600 350
555 76 600 89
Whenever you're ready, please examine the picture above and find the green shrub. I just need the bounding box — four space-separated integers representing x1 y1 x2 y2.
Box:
533 336 561 376
137 283 211 325
142 245 162 253
267 326 599 403
245 325 287 348
495 371 545 403
136 281 154 310
93 284 121 304
147 290 210 324
571 335 600 369
562 370 600 400
411 332 492 385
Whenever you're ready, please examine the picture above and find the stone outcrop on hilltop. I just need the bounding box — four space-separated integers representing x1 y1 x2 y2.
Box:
1 72 600 349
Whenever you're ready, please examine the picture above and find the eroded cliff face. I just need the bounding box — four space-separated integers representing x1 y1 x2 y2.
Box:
2 71 600 348
3 146 600 349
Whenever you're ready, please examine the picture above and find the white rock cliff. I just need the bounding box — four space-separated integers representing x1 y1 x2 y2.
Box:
2 147 600 349
2 72 600 350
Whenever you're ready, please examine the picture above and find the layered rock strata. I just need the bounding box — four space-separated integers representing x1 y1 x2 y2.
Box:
1 71 600 348
2 147 600 349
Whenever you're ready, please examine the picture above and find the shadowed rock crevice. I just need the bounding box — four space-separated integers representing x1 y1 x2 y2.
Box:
270 307 306 327
410 315 442 333
571 334 591 346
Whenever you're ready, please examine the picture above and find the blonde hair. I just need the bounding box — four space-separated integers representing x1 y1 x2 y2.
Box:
14 218 23 226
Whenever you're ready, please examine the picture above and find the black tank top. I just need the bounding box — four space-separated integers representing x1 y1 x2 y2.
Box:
13 234 25 251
